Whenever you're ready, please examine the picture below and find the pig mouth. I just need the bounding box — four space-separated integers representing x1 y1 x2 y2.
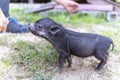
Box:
29 26 46 38
29 26 38 36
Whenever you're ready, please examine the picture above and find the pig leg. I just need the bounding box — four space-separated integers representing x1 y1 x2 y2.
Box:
95 51 108 71
58 54 66 72
67 56 72 67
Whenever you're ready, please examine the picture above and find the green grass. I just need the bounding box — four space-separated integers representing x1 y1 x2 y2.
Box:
10 9 42 23
49 12 106 25
0 39 58 79
9 9 108 25
10 40 58 78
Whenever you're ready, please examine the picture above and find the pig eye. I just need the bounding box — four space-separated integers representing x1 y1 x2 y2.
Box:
38 26 42 29
38 25 42 30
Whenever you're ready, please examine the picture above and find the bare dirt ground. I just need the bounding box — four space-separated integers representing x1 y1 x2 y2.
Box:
52 54 120 80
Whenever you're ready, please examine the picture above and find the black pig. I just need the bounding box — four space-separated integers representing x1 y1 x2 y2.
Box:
29 18 114 71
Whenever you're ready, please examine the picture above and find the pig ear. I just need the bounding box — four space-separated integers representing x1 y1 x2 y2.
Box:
50 25 61 35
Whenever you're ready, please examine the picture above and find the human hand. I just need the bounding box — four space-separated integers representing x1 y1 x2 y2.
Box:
60 0 79 13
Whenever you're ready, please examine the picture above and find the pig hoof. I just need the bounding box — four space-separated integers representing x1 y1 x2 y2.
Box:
95 67 102 71
67 65 71 68
58 69 63 73
95 68 99 72
58 67 63 73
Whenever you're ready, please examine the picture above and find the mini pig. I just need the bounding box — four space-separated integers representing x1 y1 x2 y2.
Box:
29 18 114 72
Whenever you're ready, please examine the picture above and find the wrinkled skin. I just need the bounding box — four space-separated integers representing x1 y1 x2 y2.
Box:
29 18 114 72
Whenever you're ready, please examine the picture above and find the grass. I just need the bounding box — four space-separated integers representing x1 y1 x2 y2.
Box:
0 7 120 80
9 9 107 25
12 40 58 67
10 40 58 79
